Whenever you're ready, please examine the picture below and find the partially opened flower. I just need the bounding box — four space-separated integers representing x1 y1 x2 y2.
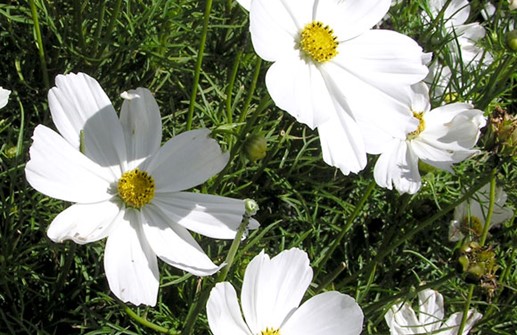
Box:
0 87 10 109
248 0 428 175
426 0 493 67
207 248 364 335
374 82 486 194
449 184 514 242
385 289 482 335
25 72 258 306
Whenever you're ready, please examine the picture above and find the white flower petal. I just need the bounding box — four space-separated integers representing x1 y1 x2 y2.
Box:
153 191 254 239
317 0 391 41
47 200 122 244
334 30 428 88
120 88 162 168
441 310 483 335
25 125 115 203
235 0 251 11
143 128 229 193
417 289 445 332
207 282 252 335
265 59 334 129
241 248 312 333
104 209 159 306
48 72 127 173
385 302 425 334
0 87 11 109
281 291 364 335
318 114 367 175
249 0 310 61
374 139 421 194
141 204 221 276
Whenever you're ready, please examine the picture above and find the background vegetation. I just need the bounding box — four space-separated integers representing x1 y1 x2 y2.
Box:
0 0 516 334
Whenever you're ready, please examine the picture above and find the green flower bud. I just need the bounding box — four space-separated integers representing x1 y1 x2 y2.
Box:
244 134 267 162
244 198 259 216
506 29 517 51
4 146 18 159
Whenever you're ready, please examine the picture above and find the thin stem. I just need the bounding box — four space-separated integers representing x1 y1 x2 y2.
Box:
315 180 376 279
28 0 50 91
182 215 250 334
225 50 242 124
186 0 213 130
124 306 178 334
456 285 475 335
479 169 497 246
95 0 123 59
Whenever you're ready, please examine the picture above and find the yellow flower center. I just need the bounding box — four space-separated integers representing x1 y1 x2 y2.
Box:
299 21 338 63
461 215 484 237
117 168 155 209
407 112 426 140
261 328 280 335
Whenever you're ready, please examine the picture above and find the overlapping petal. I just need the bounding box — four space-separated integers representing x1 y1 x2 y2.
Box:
47 200 122 244
104 209 159 306
153 192 255 239
141 204 221 276
120 88 162 168
143 128 229 193
241 249 313 333
48 73 127 173
281 292 364 335
25 125 115 203
207 283 252 335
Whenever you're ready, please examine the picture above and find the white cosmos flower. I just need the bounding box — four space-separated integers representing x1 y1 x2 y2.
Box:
374 82 486 194
426 0 493 67
0 87 10 109
248 0 428 175
449 183 514 241
235 0 251 11
385 288 482 335
510 0 517 10
25 72 259 306
207 248 364 335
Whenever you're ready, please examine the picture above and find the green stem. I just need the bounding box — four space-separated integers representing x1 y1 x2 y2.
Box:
186 0 213 130
182 215 250 334
124 306 178 334
238 58 262 124
456 285 475 335
28 0 50 91
225 50 242 125
479 169 497 246
314 180 376 279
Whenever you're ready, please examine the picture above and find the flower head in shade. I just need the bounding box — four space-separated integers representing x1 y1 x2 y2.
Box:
385 288 482 335
374 83 486 194
426 0 493 67
248 0 428 175
449 184 514 242
207 248 364 335
25 72 258 306
0 87 11 109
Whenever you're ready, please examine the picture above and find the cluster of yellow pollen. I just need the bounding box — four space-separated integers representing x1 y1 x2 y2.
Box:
299 21 338 63
407 111 426 140
117 168 155 209
261 328 280 335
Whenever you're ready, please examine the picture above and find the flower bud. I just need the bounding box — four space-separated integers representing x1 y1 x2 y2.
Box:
244 198 259 216
506 29 517 51
244 134 267 162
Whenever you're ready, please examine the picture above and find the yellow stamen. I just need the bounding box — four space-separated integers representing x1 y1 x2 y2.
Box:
299 21 338 63
261 328 280 335
407 112 426 140
117 168 155 209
